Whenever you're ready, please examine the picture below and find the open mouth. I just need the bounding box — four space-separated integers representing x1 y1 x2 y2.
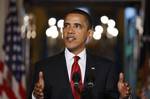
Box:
66 36 76 42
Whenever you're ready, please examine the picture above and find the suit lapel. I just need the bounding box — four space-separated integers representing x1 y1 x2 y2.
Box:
84 51 96 85
59 52 70 85
59 52 73 98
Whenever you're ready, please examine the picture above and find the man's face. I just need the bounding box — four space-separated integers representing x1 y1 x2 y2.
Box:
63 13 92 54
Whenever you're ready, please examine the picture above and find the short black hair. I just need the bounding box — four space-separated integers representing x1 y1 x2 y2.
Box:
64 9 93 29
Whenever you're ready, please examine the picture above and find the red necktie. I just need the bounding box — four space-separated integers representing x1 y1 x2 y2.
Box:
70 56 83 99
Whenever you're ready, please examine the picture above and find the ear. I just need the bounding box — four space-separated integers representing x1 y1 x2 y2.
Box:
88 29 93 40
86 29 93 44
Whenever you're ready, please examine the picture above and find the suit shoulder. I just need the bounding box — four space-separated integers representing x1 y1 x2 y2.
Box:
35 52 64 66
89 52 114 64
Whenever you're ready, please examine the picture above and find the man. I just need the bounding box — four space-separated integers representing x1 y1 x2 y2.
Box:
28 9 130 99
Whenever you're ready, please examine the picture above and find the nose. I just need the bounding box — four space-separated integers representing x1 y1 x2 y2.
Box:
68 27 74 34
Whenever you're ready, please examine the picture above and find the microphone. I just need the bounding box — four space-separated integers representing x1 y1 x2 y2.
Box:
82 66 95 99
72 72 81 93
87 67 95 88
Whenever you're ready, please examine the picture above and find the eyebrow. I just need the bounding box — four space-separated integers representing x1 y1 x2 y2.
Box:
74 23 82 26
64 22 82 25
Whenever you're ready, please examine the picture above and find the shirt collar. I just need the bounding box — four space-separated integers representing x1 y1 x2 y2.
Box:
65 48 86 60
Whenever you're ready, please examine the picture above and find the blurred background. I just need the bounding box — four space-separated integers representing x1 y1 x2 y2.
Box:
0 0 149 99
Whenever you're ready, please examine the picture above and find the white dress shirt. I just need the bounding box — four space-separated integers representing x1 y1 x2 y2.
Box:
65 48 86 83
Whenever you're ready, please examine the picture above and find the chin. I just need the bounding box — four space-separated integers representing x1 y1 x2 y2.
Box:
66 46 75 51
65 43 75 49
66 45 76 51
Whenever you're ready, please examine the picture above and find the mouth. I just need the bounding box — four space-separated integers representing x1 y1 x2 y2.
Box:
65 36 76 42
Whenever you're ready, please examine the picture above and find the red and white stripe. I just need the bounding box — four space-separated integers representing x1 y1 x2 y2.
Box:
0 60 26 99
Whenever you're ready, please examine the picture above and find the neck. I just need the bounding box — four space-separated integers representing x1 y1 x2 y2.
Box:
68 47 85 55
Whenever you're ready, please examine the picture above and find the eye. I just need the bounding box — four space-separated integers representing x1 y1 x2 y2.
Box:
74 23 81 29
64 23 70 28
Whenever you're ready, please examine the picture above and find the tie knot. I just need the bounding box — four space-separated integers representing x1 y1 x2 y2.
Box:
74 56 80 62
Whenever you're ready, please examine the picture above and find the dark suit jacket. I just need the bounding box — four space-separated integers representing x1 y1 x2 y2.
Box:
28 51 119 99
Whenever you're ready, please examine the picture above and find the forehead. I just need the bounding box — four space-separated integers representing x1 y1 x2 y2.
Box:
64 13 87 22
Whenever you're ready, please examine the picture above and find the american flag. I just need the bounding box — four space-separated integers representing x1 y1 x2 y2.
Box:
0 0 26 99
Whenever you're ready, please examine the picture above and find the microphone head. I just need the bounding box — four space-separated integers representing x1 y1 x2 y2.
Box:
72 72 81 93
